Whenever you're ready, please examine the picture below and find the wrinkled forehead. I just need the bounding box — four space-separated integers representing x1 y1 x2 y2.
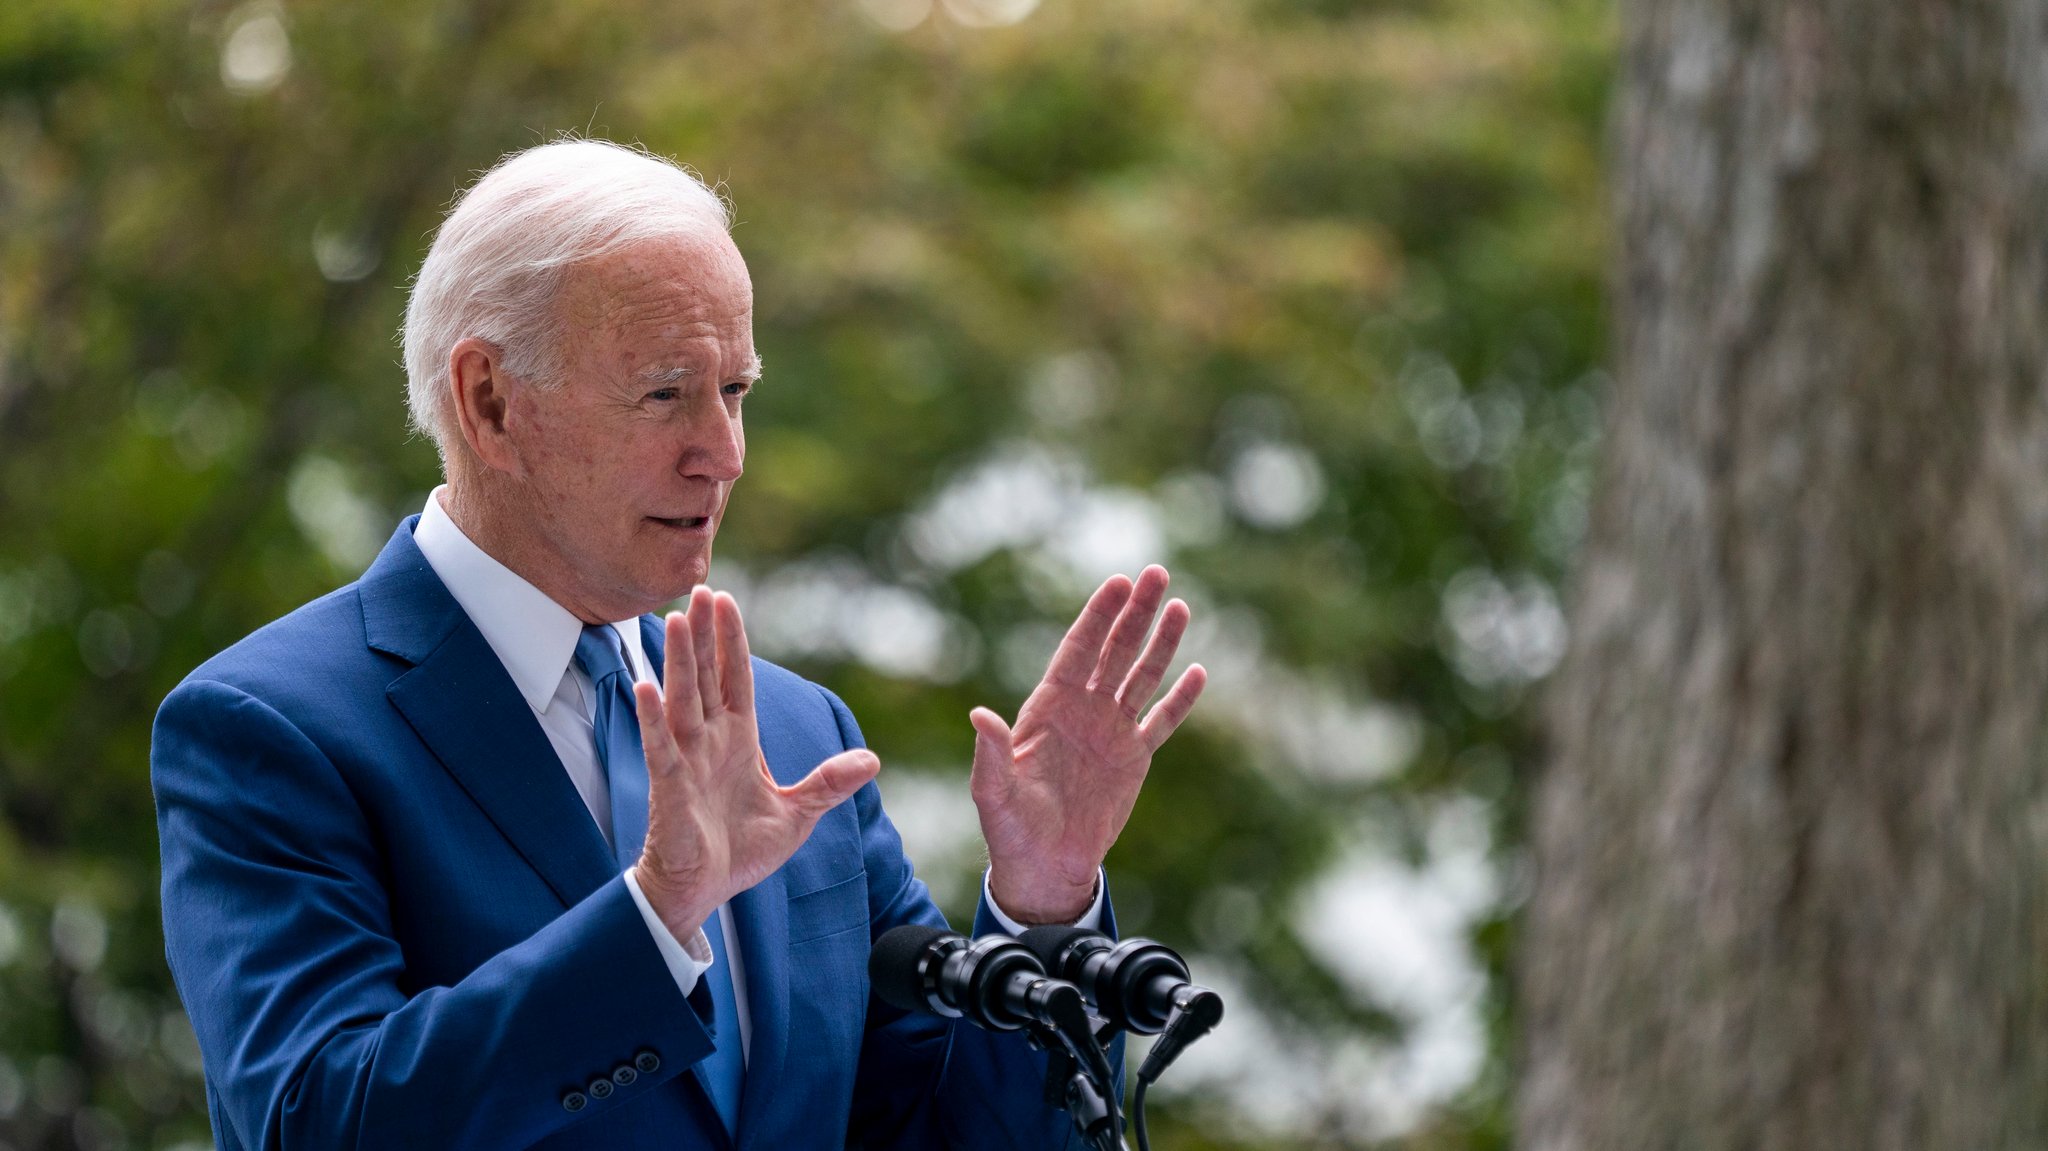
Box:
557 230 753 340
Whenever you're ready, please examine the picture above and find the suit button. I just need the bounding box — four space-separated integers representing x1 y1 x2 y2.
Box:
634 1049 661 1074
612 1063 638 1088
561 1091 587 1113
587 1077 614 1101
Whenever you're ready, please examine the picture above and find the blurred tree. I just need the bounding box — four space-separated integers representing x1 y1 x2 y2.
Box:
1 0 1608 1147
1520 0 2048 1147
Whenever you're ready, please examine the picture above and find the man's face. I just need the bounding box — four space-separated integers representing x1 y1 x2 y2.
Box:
500 232 755 621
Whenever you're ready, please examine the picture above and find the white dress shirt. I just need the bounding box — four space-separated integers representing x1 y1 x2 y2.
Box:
411 488 1102 1066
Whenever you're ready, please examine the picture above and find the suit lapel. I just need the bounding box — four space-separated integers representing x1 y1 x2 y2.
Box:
364 519 618 909
641 619 792 1150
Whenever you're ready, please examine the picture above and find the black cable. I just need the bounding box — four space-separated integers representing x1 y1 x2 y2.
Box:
1128 985 1223 1151
1132 1075 1152 1151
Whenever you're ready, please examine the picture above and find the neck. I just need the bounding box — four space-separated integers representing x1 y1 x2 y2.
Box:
439 474 617 625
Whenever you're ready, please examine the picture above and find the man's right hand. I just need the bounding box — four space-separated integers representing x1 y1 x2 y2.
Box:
629 586 880 943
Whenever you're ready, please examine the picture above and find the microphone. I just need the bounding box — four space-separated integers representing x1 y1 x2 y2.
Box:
1018 927 1223 1080
871 924 1084 1032
870 926 1123 1149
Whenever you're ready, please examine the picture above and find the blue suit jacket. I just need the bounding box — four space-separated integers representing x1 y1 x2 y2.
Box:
152 519 1116 1150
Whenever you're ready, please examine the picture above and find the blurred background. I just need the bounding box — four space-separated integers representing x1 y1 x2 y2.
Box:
5 0 1607 1146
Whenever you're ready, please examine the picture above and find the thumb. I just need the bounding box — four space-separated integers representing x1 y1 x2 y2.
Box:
968 707 1015 791
788 748 880 819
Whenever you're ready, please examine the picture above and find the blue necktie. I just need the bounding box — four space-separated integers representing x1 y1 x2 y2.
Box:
697 904 745 1135
573 624 745 1138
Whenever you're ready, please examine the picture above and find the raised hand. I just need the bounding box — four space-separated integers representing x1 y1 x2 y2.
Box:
972 565 1207 925
629 586 880 942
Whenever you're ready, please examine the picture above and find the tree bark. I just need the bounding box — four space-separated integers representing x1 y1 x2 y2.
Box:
1517 1 2048 1148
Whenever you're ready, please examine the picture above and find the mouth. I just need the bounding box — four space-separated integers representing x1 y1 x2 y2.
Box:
649 515 713 533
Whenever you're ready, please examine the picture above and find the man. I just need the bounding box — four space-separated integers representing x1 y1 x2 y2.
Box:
151 138 1206 1150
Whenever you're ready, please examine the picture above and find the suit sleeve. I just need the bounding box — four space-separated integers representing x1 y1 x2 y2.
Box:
814 687 1127 1151
153 678 720 1151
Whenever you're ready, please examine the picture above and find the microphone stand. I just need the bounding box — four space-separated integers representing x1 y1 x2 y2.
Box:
1029 1023 1128 1151
1009 926 1229 1151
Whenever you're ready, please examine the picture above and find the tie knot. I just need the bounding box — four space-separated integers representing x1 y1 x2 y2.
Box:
574 624 632 686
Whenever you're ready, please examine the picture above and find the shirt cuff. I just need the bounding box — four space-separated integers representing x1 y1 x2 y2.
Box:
624 867 714 997
982 868 1107 935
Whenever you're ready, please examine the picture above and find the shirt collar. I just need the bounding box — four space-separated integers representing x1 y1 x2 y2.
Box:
412 486 652 712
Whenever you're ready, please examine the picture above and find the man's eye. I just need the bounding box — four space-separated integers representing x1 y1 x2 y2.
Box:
647 388 680 402
722 381 753 398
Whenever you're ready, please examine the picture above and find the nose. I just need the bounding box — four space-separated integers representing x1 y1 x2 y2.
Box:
678 398 745 483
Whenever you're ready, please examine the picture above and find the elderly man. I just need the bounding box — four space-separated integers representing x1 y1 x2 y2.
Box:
151 139 1205 1150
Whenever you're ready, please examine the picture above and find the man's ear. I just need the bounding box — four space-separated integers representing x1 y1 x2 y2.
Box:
448 337 525 476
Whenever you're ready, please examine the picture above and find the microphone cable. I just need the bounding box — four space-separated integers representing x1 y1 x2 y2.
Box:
1129 991 1224 1151
1133 1075 1153 1151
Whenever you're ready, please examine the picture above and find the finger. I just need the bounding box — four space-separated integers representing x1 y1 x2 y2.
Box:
1139 663 1207 752
1045 575 1134 687
1117 597 1190 715
663 611 704 735
967 707 1016 797
633 680 682 775
1094 565 1169 690
687 585 719 713
784 748 881 820
714 592 755 715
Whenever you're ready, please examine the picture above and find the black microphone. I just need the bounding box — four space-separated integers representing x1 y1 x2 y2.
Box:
1019 926 1223 1081
870 926 1123 1148
870 925 1082 1032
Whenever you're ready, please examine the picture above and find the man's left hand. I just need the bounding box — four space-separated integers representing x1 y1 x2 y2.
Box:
972 565 1207 925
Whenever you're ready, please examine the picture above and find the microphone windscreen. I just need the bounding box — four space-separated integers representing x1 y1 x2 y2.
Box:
1018 925 1100 978
869 924 951 1012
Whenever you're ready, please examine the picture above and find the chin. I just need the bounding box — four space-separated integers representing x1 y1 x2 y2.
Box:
651 561 713 605
616 507 714 588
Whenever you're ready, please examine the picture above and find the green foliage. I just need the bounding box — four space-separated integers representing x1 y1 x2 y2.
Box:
0 0 1610 1146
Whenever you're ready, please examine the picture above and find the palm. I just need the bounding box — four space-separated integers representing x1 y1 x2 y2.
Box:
973 566 1207 923
632 588 878 935
679 698 782 891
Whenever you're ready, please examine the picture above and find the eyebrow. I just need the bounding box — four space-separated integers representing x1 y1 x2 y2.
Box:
634 354 763 386
636 365 696 385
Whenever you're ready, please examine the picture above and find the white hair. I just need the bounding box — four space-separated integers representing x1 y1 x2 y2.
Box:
401 138 733 462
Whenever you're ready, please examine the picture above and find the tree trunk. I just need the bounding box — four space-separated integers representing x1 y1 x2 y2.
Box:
1517 1 2048 1148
